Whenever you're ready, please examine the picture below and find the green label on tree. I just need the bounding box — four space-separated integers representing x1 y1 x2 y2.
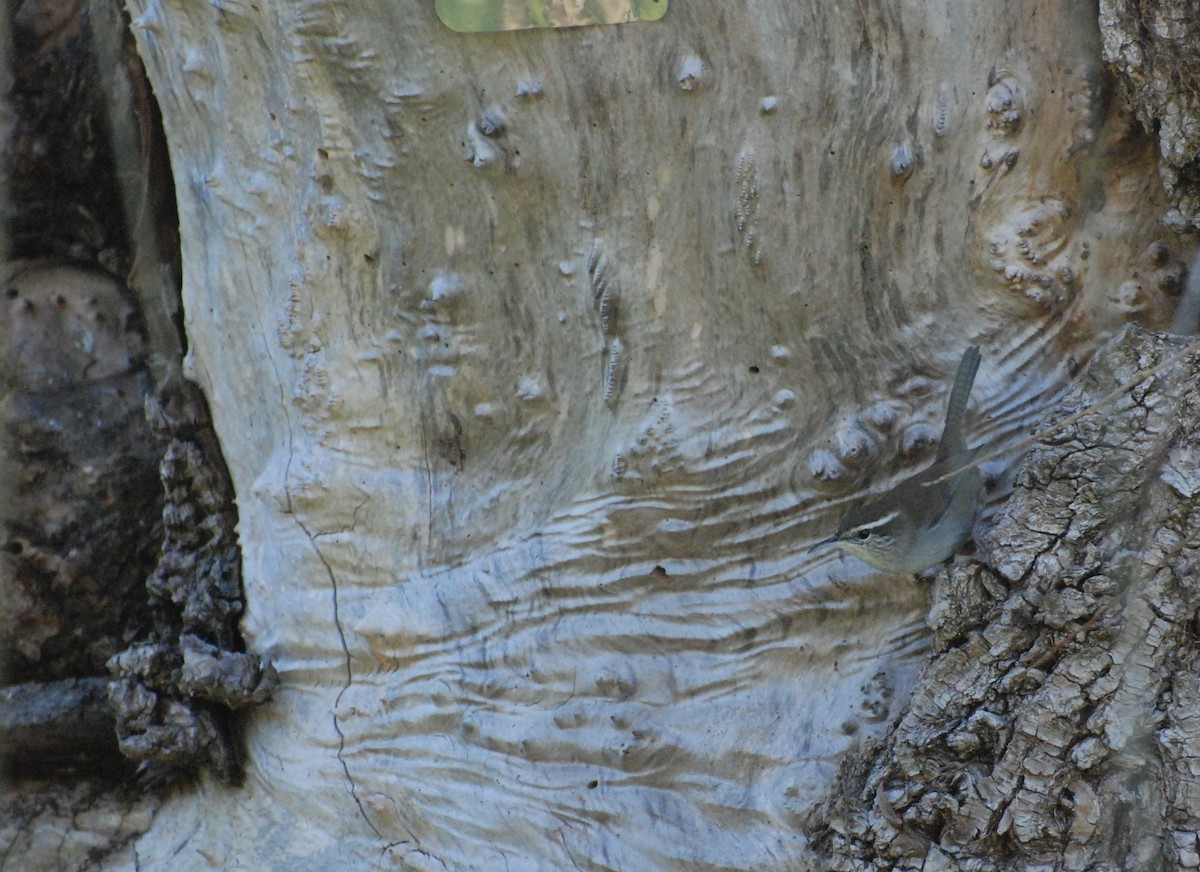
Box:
436 0 668 32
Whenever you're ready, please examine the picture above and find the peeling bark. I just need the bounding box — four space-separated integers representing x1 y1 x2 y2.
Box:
108 378 278 784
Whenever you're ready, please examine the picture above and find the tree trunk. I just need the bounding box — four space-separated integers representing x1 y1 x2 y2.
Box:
4 0 1200 869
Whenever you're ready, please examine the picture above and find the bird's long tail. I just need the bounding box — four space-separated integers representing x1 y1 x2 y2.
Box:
937 345 981 461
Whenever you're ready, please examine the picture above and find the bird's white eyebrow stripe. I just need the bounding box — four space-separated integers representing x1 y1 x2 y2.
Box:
845 511 898 534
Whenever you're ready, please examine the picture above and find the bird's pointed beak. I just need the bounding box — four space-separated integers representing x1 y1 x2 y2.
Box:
807 534 841 555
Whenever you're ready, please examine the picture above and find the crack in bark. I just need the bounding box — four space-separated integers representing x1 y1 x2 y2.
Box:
287 504 383 842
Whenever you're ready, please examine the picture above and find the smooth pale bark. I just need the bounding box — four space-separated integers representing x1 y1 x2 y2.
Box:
84 0 1195 869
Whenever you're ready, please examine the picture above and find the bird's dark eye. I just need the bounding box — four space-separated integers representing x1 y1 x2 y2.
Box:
855 530 871 541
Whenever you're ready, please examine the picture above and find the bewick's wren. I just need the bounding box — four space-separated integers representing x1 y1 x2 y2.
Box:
809 346 983 573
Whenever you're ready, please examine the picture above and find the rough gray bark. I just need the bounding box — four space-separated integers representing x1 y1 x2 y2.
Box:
807 326 1200 870
1101 0 1200 230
